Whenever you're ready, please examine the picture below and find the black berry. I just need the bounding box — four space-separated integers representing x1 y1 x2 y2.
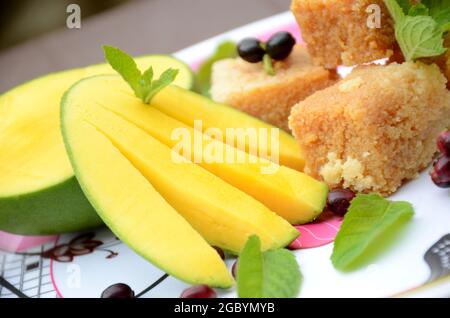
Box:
266 32 296 61
237 38 265 63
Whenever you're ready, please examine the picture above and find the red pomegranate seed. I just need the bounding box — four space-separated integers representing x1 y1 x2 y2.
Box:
231 260 238 279
437 130 450 156
180 285 216 298
430 155 450 188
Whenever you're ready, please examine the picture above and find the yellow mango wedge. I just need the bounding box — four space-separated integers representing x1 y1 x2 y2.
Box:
61 76 298 257
84 76 328 224
61 108 232 288
150 85 305 171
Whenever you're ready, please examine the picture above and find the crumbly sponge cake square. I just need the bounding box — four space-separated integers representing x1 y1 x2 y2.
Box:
210 45 335 131
291 0 395 68
289 62 450 195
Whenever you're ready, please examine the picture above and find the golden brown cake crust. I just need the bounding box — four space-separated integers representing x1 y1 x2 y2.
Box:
210 45 336 131
289 62 450 195
433 35 450 89
291 0 395 68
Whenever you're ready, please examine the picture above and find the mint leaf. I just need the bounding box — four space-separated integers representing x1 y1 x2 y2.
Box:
262 249 302 298
103 45 178 104
396 15 447 60
237 235 302 298
421 0 450 30
331 194 414 270
384 0 447 60
434 8 450 31
408 3 429 16
397 0 412 14
236 236 263 298
194 41 237 97
103 45 143 98
385 0 406 22
143 68 178 103
422 0 450 18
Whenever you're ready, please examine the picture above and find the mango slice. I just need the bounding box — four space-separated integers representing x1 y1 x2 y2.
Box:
61 75 298 257
82 76 328 224
61 107 232 287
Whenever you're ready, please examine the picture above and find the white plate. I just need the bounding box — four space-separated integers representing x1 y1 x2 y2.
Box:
0 11 449 299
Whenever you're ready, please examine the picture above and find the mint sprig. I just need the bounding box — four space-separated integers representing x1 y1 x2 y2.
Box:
331 194 414 270
236 235 302 298
384 0 448 61
103 45 178 104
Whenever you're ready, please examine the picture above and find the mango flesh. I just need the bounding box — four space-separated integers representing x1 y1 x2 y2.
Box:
151 85 306 171
85 76 328 224
0 55 193 234
61 76 299 254
61 103 232 287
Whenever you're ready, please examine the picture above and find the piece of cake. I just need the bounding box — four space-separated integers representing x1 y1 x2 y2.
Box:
210 45 336 131
291 0 396 69
289 62 450 195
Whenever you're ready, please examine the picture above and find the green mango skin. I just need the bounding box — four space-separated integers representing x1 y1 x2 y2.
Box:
0 177 102 235
0 55 194 236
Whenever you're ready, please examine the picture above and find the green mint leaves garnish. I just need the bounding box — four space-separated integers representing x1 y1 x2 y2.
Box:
236 235 302 298
422 0 450 29
331 194 414 270
194 41 237 97
103 45 178 104
384 0 448 61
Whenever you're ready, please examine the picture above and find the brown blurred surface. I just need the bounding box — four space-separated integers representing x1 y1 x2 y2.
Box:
0 0 291 92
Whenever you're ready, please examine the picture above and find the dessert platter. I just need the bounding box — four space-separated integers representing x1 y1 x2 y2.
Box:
0 1 449 298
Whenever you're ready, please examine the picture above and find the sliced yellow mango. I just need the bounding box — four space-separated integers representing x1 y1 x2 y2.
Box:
150 85 305 171
82 76 328 224
61 111 232 287
61 75 298 255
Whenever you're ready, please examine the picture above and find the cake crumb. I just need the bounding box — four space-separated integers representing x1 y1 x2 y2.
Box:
339 77 363 92
320 152 375 192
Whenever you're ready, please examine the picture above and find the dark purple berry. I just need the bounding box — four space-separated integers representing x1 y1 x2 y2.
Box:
437 130 450 156
101 283 135 298
237 38 265 63
430 155 450 188
180 285 216 298
326 189 356 216
214 246 225 260
266 32 296 61
231 260 238 279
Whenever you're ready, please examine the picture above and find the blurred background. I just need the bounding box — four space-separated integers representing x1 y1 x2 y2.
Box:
0 0 290 91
